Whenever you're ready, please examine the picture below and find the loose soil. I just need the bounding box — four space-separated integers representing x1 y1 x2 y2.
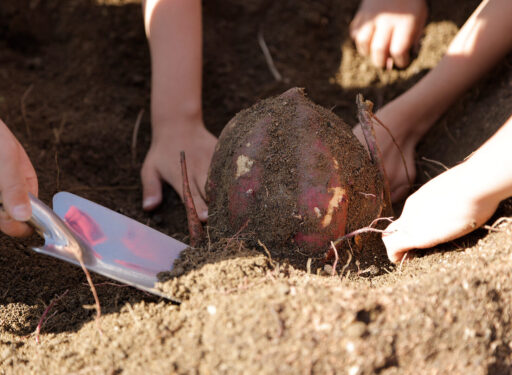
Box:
1 0 511 374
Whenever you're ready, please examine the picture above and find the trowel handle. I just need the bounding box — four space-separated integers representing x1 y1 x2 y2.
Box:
0 192 77 246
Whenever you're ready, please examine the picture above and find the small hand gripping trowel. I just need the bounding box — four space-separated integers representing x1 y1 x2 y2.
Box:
0 192 188 301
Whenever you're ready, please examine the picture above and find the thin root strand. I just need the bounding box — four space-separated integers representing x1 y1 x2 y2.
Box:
34 289 69 344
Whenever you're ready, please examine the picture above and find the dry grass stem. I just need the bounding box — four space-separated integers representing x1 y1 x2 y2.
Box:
131 108 144 165
53 113 67 144
257 28 282 82
21 84 34 137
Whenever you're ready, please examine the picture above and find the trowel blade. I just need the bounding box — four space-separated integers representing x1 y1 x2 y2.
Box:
33 192 187 300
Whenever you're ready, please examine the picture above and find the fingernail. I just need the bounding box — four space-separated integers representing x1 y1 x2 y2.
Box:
386 57 394 71
12 204 31 222
143 196 159 210
199 209 208 221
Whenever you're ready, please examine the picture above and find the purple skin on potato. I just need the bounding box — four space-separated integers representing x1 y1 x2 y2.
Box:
205 87 384 259
294 102 348 252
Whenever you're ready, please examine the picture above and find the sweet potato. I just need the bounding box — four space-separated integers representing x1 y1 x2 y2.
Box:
206 88 384 258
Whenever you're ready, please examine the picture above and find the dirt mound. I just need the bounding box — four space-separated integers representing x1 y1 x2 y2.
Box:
1 0 512 374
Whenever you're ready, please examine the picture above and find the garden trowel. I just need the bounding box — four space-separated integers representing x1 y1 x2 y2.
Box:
1 192 188 300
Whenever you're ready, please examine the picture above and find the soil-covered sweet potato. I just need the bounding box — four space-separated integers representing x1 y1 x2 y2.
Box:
206 88 384 258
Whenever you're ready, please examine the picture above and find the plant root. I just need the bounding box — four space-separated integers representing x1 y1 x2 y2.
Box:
131 108 144 166
34 289 69 343
339 243 353 279
330 241 339 276
79 259 102 336
180 151 205 247
484 217 512 232
332 216 396 248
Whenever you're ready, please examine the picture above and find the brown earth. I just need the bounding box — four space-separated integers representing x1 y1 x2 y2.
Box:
1 0 512 374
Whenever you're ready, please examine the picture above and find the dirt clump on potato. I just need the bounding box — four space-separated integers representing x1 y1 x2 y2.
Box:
206 87 384 261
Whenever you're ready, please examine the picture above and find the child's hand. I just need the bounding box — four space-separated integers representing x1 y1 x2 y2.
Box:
382 162 499 263
0 119 38 237
350 0 428 68
141 122 217 221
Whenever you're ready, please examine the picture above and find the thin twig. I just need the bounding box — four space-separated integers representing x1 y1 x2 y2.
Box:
21 84 34 137
257 28 282 82
356 95 392 214
34 289 69 343
131 109 144 166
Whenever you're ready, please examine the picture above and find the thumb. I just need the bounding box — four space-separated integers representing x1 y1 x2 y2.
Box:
191 186 208 222
1 183 31 222
0 149 32 222
382 221 413 263
141 161 162 211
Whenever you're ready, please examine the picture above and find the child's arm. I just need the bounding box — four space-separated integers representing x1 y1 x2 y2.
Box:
142 0 216 221
355 0 512 201
383 114 512 263
350 0 428 68
0 119 38 237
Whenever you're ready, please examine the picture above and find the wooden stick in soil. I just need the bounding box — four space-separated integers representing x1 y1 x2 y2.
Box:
180 151 205 247
356 94 393 216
